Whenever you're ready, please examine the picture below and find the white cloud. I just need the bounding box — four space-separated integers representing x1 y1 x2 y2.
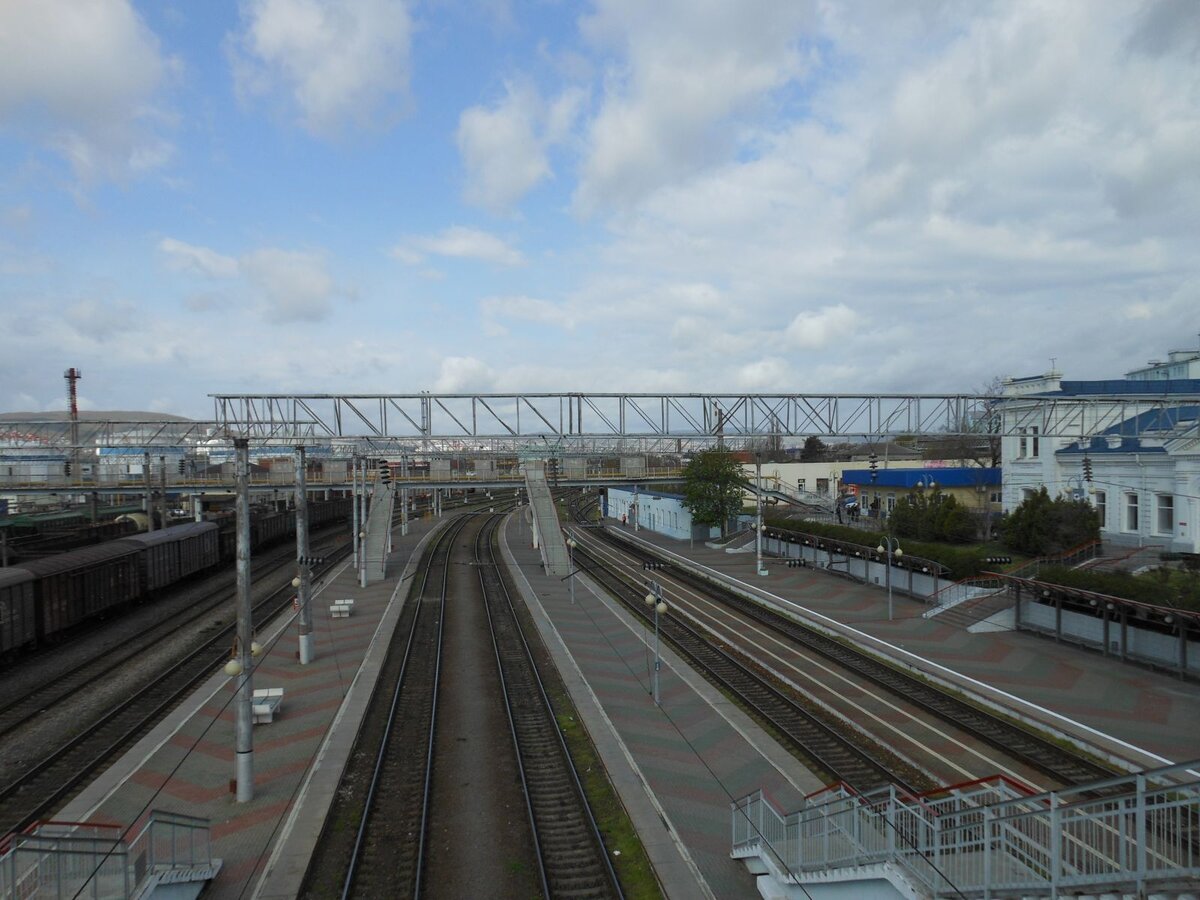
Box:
481 295 575 330
0 0 177 182
229 0 413 137
158 238 240 279
241 248 337 322
158 237 343 322
457 82 584 212
435 356 495 393
392 227 525 266
783 306 861 349
574 0 812 213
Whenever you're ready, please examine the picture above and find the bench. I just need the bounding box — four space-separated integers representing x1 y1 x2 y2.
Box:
330 598 355 618
252 688 284 724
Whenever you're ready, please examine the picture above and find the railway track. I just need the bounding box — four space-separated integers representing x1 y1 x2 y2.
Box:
306 514 464 899
0 541 354 837
598 523 1117 789
476 515 622 899
572 541 917 794
0 529 348 744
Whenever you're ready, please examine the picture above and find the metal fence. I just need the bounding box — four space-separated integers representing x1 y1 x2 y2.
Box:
732 761 1200 898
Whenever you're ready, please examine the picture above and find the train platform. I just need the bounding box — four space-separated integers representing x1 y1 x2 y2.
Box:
606 521 1200 771
498 514 825 900
54 514 446 900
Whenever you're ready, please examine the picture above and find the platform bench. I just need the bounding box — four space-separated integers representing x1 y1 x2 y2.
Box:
252 688 284 724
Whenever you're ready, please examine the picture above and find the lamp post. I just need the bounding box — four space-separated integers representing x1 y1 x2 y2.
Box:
757 522 768 576
643 583 668 705
876 536 903 621
566 536 578 604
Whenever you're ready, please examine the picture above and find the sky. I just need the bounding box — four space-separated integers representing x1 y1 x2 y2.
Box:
1 0 1199 419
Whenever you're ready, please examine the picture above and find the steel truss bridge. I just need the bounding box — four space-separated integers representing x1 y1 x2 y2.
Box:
2 390 1199 452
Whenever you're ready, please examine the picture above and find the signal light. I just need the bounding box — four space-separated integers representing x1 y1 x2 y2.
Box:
178 459 187 475
380 462 391 486
642 560 666 570
868 452 878 482
1082 456 1093 483
786 559 806 568
983 556 1012 564
63 461 71 476
298 556 324 567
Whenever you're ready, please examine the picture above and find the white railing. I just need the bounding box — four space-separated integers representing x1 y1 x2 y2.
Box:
0 811 216 900
732 761 1200 898
923 577 1008 618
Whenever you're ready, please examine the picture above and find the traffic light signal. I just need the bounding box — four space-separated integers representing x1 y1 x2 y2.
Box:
178 458 187 475
786 559 806 568
380 461 391 486
63 461 71 476
983 556 1012 564
642 560 666 570
868 452 878 482
1082 456 1093 483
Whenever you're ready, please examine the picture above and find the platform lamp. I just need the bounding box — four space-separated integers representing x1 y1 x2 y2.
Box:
875 537 903 621
644 583 668 705
757 522 768 576
566 536 578 604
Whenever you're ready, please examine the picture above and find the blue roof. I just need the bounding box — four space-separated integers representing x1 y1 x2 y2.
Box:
1029 379 1200 397
841 468 1000 488
1097 405 1200 436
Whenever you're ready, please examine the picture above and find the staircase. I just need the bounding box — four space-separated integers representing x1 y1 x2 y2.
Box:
732 761 1200 899
0 811 221 899
523 461 570 577
362 480 395 583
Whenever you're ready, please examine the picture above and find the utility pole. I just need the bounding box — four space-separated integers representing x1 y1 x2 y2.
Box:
233 438 254 801
294 446 313 664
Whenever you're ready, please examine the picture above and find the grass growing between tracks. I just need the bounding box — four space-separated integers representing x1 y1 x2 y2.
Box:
549 699 662 899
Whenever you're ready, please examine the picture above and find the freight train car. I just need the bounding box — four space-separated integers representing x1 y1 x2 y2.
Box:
0 568 37 657
114 522 221 594
18 543 141 641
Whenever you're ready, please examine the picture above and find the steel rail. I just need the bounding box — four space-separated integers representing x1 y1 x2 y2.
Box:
605 527 1116 788
572 542 916 794
339 514 465 899
476 514 623 899
0 529 347 743
0 542 353 838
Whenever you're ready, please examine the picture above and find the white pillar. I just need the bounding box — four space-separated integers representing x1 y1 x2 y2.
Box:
234 438 254 802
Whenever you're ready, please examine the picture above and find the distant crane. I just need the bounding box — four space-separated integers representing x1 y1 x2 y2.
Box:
64 367 81 479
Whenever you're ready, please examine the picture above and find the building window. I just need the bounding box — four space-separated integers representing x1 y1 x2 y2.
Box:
989 491 1001 503
1094 491 1106 528
887 494 896 512
797 478 806 491
1156 495 1174 534
1017 425 1040 458
1021 488 1035 503
1124 493 1139 532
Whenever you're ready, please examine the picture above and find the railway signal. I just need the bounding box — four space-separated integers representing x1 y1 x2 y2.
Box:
642 560 667 570
380 462 391 486
786 559 806 568
298 556 324 567
868 452 878 482
1082 456 1093 482
983 556 1012 564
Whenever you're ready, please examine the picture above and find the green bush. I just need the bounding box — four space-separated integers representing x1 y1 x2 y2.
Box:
1037 565 1200 612
890 493 976 544
768 517 999 580
1002 487 1098 556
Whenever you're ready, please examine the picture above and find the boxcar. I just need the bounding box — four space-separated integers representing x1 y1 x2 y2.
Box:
0 567 37 656
20 543 142 640
114 522 220 593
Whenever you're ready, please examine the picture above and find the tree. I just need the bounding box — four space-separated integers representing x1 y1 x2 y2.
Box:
1002 487 1099 556
681 449 745 536
799 435 829 462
